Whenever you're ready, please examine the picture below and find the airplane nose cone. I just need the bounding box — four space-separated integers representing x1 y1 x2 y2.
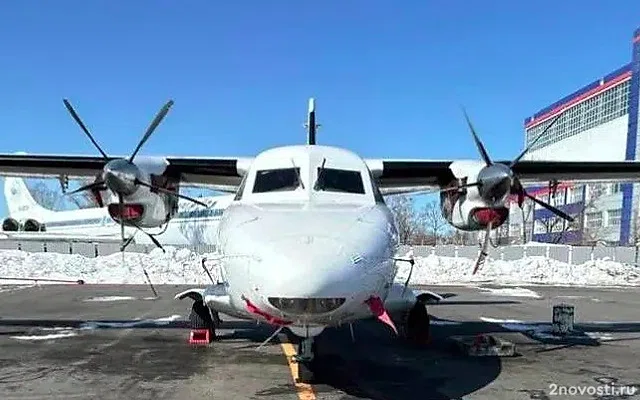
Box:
248 234 379 313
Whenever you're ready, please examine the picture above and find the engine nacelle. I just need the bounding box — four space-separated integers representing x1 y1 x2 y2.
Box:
438 160 510 231
2 217 20 231
105 158 180 229
23 218 43 232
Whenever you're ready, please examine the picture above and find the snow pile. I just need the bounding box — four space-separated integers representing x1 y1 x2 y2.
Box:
0 247 216 285
1 247 640 287
395 254 640 287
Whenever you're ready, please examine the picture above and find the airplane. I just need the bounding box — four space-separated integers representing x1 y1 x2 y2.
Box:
1 176 233 248
1 97 640 383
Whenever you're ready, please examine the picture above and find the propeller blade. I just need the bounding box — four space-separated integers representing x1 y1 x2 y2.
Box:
134 179 209 207
462 107 492 166
472 220 492 275
144 230 165 252
120 235 135 252
62 99 109 160
525 191 574 222
129 100 174 163
64 180 106 196
90 186 105 208
510 112 564 167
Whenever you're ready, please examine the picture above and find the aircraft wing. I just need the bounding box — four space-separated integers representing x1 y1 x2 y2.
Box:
367 159 640 195
0 154 253 192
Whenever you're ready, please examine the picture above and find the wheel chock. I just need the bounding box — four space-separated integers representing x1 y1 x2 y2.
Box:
450 334 516 357
189 329 211 345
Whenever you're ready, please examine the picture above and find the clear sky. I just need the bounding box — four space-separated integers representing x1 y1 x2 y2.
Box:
0 1 638 216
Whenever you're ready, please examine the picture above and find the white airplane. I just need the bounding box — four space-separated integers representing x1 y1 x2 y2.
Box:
1 97 639 383
1 176 233 248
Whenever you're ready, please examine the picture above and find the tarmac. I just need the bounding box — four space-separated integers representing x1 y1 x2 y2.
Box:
0 283 640 400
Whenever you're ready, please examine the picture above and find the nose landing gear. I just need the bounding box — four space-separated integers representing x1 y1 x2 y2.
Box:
292 336 317 383
189 300 221 343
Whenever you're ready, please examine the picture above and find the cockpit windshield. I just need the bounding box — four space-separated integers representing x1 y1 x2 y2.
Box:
253 167 303 193
313 167 365 194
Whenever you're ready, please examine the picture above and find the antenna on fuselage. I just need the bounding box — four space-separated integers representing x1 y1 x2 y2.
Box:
305 97 320 145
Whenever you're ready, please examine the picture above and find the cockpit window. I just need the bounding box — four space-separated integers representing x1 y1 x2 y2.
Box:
253 168 302 193
313 167 365 194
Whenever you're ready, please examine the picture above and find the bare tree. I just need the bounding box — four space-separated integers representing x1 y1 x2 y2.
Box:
419 200 447 244
386 195 424 244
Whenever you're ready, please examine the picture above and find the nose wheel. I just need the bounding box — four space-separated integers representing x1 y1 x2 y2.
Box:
293 336 317 383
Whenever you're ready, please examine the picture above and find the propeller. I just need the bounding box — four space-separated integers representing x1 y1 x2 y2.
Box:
460 108 572 222
62 99 207 253
460 108 572 274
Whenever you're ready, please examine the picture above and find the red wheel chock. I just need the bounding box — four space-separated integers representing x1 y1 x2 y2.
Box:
189 329 212 345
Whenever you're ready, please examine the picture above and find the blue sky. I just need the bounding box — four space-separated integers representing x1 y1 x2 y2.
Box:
0 1 638 216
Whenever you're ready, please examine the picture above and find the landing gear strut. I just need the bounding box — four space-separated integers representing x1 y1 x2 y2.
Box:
189 301 219 342
293 336 317 383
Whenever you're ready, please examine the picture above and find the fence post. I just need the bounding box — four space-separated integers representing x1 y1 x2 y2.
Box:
454 246 458 259
523 245 527 259
568 246 573 265
545 245 550 259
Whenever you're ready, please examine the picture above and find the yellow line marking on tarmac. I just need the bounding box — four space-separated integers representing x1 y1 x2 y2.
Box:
280 341 317 400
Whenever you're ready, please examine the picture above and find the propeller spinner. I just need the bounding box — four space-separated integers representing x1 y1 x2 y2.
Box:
62 99 207 252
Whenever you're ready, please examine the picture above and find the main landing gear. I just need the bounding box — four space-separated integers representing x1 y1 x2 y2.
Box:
189 300 221 344
292 336 317 383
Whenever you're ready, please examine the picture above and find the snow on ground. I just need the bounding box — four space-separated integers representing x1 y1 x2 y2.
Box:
396 254 640 287
477 287 542 298
0 247 639 287
0 247 215 285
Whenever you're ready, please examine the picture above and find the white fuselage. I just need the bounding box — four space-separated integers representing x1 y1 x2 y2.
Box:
203 145 402 336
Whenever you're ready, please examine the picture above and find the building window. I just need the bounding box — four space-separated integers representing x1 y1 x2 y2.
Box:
610 183 621 194
525 80 630 151
509 223 521 236
567 186 583 203
586 211 603 228
607 209 622 226
534 220 546 234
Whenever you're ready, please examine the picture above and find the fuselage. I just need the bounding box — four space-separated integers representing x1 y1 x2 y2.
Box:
212 145 400 336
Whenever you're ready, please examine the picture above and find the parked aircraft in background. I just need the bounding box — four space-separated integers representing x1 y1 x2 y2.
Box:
1 176 231 247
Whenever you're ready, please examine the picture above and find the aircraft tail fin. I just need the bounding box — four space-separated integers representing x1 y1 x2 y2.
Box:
4 177 51 217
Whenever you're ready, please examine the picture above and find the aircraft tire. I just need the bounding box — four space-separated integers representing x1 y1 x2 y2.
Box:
297 361 315 384
405 301 430 346
190 301 216 340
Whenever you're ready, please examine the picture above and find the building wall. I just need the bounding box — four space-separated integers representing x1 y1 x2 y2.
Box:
622 27 640 245
525 115 629 161
511 26 640 245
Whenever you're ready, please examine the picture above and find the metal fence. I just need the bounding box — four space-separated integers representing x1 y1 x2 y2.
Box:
0 238 637 265
397 244 639 265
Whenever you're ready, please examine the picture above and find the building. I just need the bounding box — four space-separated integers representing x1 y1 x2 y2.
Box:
505 26 640 245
